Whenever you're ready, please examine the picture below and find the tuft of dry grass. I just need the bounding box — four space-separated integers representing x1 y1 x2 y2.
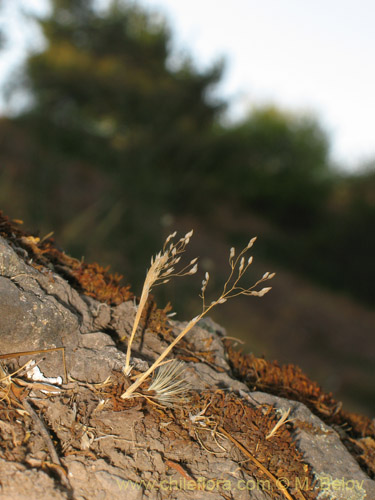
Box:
121 231 274 400
265 407 292 440
147 360 191 406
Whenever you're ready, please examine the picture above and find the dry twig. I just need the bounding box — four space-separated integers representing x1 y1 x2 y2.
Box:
22 398 72 491
218 425 304 500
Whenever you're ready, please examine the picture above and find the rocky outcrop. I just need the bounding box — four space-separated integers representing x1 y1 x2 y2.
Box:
0 216 374 500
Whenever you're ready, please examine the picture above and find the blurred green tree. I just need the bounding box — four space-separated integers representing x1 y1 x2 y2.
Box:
7 0 224 277
2 0 373 305
210 106 333 228
306 168 375 303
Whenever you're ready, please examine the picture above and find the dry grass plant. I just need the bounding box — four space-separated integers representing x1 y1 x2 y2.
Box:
121 231 274 400
122 230 197 375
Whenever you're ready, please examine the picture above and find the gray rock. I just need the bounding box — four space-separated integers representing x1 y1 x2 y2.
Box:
1 234 374 500
0 458 68 500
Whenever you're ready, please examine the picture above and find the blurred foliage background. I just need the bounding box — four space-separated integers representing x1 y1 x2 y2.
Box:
0 0 374 414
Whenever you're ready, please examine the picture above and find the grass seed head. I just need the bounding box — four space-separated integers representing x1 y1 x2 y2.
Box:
123 230 197 373
148 360 190 406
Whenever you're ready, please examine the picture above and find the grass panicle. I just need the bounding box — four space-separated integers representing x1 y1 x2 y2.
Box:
122 230 198 375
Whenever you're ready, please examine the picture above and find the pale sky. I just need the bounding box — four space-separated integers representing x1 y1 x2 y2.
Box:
1 0 375 169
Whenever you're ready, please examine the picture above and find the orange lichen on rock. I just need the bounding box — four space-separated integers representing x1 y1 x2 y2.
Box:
0 210 133 305
139 300 173 338
224 340 375 478
184 391 317 499
348 436 375 477
142 390 318 498
49 256 133 305
224 341 339 416
0 210 176 346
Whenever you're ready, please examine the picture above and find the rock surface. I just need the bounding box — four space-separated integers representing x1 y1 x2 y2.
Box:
1 234 374 500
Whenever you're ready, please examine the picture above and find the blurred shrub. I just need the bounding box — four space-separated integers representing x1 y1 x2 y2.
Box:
210 106 333 228
4 0 224 279
0 0 374 305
